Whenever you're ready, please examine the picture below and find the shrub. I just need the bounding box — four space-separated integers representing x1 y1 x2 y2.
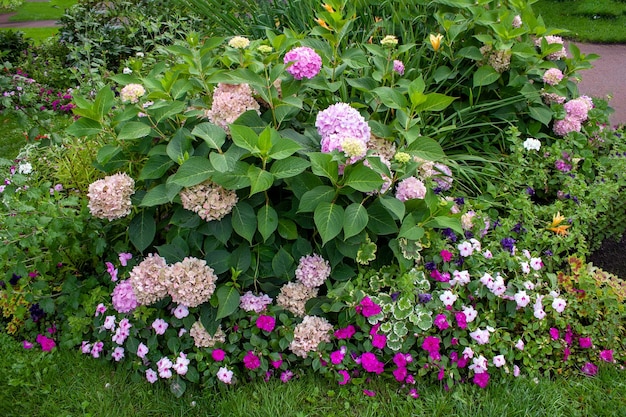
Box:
0 30 31 64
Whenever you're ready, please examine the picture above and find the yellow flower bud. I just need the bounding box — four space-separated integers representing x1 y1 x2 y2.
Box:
430 33 444 52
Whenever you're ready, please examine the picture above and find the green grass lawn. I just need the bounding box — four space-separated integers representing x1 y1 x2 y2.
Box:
534 0 626 43
0 26 59 43
7 0 76 21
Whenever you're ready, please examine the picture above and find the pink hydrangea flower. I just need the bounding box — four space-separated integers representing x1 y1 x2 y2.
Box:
284 46 322 80
295 254 331 288
395 177 427 201
87 173 135 221
553 116 582 137
542 68 564 86
240 291 273 313
316 103 370 154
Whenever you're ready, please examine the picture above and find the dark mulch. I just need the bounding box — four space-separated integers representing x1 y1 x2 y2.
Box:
589 234 626 278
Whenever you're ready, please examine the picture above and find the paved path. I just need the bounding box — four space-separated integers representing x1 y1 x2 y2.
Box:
575 43 626 127
0 13 624 125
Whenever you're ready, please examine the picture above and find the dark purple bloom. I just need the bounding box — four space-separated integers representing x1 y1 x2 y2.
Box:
544 249 553 257
418 293 432 303
441 228 457 242
511 223 526 234
526 187 535 195
424 261 436 271
29 304 46 322
9 274 21 285
454 197 465 205
500 237 516 253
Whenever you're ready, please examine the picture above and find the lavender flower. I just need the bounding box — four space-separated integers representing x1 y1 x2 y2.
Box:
315 103 370 153
395 177 427 201
500 237 516 254
295 254 331 288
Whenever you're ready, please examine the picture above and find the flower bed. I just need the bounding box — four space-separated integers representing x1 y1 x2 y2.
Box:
2 0 625 399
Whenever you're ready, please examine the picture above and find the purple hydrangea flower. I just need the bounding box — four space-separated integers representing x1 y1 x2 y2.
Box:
315 103 370 153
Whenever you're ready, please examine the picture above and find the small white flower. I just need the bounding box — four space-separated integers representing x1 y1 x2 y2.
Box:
136 52 145 57
18 162 33 175
439 290 458 306
515 339 525 350
523 138 541 151
552 297 567 313
493 355 506 368
457 241 474 257
123 67 133 74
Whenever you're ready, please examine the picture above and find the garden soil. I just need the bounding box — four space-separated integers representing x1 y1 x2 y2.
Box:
1 13 625 276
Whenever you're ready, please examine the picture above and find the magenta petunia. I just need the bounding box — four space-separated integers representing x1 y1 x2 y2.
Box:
256 315 276 332
579 337 592 348
338 370 351 385
434 314 450 331
372 333 387 349
212 349 226 361
334 325 356 339
360 352 385 374
243 351 261 370
581 362 598 376
36 334 56 352
358 296 382 317
473 372 490 388
599 349 614 362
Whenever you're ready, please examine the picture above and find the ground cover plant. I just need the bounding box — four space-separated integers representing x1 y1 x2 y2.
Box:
1 0 625 409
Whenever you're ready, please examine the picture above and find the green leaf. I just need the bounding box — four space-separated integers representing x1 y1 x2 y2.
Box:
191 122 226 150
66 118 102 137
278 218 298 240
373 87 408 109
399 213 425 240
343 203 368 239
268 136 302 160
146 100 187 124
117 121 152 140
171 156 213 187
257 204 278 242
379 195 405 221
231 201 257 243
473 65 501 87
170 377 186 398
342 164 383 192
140 184 171 207
94 86 114 120
230 245 252 273
529 105 553 126
247 165 274 196
167 128 194 163
423 216 463 234
257 127 275 156
230 124 260 154
309 152 338 183
367 200 398 235
129 211 156 252
299 185 335 213
199 303 219 336
215 285 240 320
414 93 457 112
270 156 310 179
211 161 252 190
406 136 446 160
272 247 295 279
139 155 175 180
314 202 344 246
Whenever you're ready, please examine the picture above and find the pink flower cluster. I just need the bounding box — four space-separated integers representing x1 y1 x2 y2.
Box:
542 68 564 86
295 253 331 288
87 173 135 221
283 46 322 80
180 180 238 222
553 96 593 136
205 83 260 134
289 315 333 358
189 322 226 348
129 253 169 305
395 176 427 201
315 103 370 156
120 83 145 103
165 257 217 308
276 281 318 317
239 291 273 313
393 60 405 75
